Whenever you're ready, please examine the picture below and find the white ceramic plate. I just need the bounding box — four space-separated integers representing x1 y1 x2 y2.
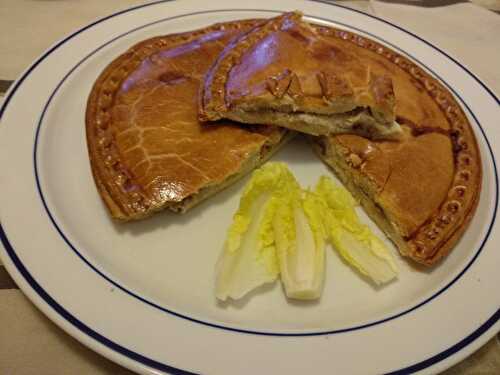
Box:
0 1 498 374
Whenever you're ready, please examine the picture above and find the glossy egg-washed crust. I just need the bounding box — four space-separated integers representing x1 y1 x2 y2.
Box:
201 12 480 265
200 12 397 128
86 20 288 221
309 22 481 265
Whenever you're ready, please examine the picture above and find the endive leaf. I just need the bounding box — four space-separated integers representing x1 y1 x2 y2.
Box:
315 176 397 285
274 190 326 300
215 162 296 301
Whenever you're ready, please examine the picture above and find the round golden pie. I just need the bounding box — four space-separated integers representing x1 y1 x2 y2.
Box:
87 12 481 267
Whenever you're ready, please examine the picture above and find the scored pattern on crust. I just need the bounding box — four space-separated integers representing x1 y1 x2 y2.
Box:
311 26 481 263
201 12 397 126
86 20 260 219
89 14 480 262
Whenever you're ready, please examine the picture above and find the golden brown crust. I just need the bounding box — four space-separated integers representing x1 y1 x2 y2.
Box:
308 25 481 265
200 12 399 138
86 20 288 221
87 13 481 266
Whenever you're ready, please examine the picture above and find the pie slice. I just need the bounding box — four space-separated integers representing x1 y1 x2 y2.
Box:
200 12 402 140
306 23 481 265
86 20 290 221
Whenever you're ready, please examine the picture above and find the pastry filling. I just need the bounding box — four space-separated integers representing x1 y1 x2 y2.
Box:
227 107 402 140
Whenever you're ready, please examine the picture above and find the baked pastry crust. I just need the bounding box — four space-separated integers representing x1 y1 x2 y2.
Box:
86 20 289 221
200 12 402 140
307 24 481 265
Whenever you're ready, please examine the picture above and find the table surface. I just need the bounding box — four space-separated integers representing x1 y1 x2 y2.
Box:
1 1 499 374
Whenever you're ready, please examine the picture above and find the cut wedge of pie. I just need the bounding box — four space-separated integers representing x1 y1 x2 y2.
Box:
305 22 481 265
200 12 403 140
86 20 290 221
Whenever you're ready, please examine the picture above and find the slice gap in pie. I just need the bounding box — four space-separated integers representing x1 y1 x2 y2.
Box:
200 12 403 140
86 20 291 221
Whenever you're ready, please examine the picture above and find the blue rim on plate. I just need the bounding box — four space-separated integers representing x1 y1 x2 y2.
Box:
0 2 499 374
